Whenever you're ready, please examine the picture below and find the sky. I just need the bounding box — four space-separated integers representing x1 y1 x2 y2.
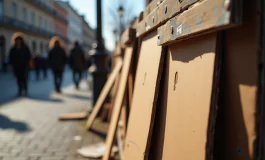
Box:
63 0 145 51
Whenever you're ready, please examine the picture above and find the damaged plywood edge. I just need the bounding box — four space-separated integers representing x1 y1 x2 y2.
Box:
85 59 123 130
121 28 136 45
157 0 242 46
137 0 200 37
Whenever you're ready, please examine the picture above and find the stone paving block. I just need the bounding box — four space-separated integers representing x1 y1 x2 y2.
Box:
0 80 107 159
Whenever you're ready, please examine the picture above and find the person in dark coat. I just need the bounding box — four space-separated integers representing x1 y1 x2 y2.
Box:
9 36 31 96
69 41 86 89
48 40 67 93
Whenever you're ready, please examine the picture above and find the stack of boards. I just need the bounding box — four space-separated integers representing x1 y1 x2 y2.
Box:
82 0 265 159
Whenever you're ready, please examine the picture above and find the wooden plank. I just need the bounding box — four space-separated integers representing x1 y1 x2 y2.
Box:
102 44 133 160
157 0 242 45
107 73 120 122
137 0 200 37
121 28 136 45
124 30 164 160
116 101 128 160
143 0 164 19
161 33 218 160
85 59 123 130
58 112 87 120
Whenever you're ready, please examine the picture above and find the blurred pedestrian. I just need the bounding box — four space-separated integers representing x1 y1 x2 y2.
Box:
42 49 48 79
69 41 85 89
48 40 67 93
34 53 42 81
9 35 31 96
1 57 8 73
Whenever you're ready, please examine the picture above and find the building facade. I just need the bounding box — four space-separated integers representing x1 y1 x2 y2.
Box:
0 0 68 65
53 1 68 51
82 16 95 54
57 1 82 50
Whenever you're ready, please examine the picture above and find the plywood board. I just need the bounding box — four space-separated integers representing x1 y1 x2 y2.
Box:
124 30 164 160
220 1 259 159
86 59 122 130
102 45 133 160
161 33 218 160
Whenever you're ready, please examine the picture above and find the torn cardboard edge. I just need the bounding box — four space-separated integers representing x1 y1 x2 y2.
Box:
157 0 242 46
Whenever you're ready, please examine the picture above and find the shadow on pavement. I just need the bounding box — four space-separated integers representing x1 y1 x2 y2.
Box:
0 114 30 133
62 93 91 101
28 95 63 103
90 128 107 139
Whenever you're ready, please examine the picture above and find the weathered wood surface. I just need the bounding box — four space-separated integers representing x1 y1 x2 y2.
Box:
157 0 242 45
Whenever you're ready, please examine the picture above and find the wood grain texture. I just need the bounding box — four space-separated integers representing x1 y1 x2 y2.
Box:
137 0 200 37
85 59 123 130
161 33 217 160
102 45 133 160
157 0 241 45
124 30 164 160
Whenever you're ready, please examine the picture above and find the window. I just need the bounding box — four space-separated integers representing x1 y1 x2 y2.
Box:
0 0 3 16
12 3 17 19
39 16 42 28
23 8 27 22
31 12 35 25
40 42 43 53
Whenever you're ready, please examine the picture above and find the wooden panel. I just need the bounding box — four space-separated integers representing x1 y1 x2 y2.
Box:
143 0 164 19
162 33 218 160
85 59 122 130
102 44 133 160
157 0 242 45
137 0 200 37
124 30 164 160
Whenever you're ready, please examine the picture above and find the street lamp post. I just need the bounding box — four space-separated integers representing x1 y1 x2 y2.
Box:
89 0 109 105
117 6 124 41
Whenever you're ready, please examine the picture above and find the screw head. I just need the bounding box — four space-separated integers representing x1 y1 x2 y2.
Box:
152 16 155 23
179 0 183 3
171 26 174 35
164 5 168 14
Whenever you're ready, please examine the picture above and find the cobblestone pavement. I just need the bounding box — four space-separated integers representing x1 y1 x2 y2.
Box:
0 71 107 160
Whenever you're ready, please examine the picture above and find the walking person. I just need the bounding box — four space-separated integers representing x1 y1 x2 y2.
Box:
42 49 49 79
69 41 86 89
48 40 67 93
8 35 31 96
